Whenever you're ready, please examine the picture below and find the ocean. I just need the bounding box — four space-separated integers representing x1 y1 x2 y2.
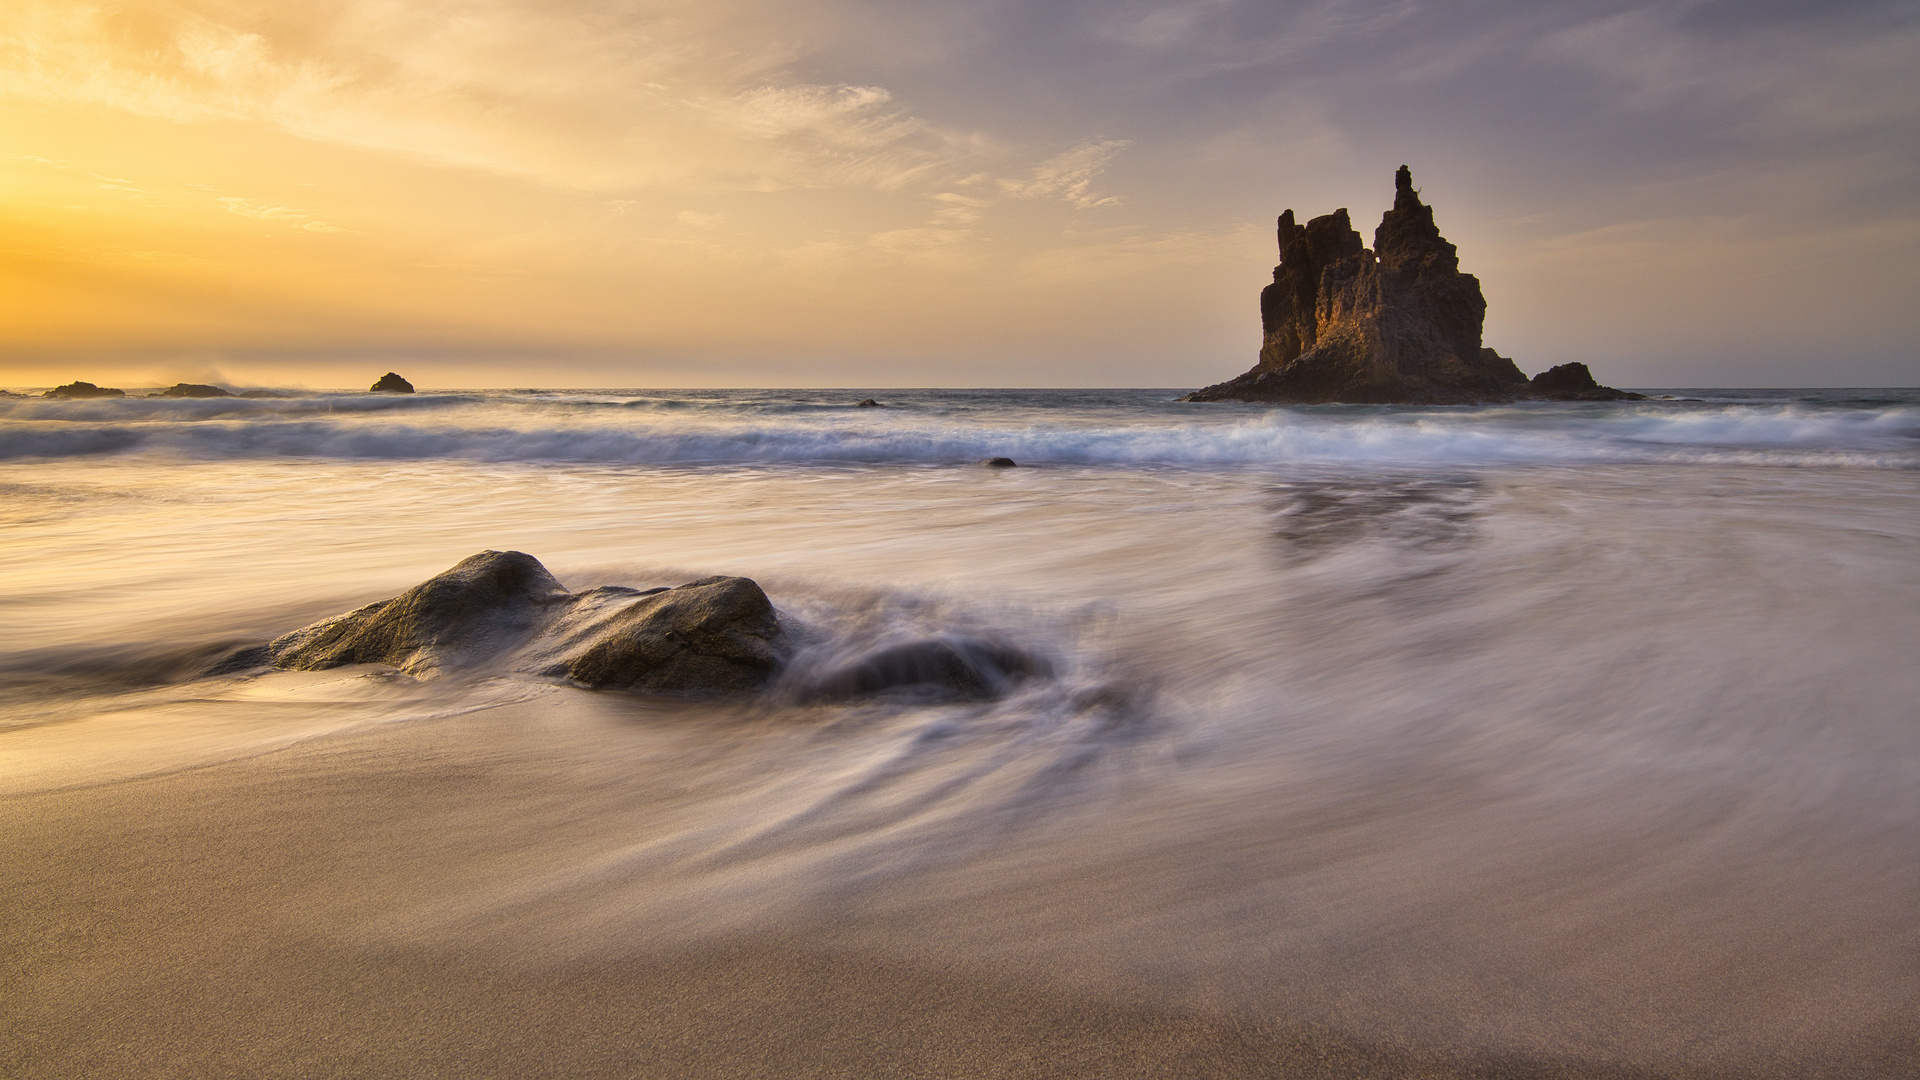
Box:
4 386 1918 1077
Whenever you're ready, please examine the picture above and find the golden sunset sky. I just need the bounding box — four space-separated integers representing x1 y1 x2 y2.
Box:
4 1 1916 388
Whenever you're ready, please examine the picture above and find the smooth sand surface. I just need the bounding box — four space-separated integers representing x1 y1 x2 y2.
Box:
2 686 1907 1079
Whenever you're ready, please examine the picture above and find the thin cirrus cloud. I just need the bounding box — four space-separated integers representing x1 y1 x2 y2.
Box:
999 140 1133 209
0 0 1099 199
216 196 341 232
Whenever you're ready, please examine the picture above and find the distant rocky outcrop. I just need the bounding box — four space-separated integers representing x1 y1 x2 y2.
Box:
370 372 415 393
43 381 125 399
1526 362 1638 400
152 383 232 398
1183 167 1638 404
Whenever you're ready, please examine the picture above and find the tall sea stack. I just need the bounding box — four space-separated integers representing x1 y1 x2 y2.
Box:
1184 167 1635 404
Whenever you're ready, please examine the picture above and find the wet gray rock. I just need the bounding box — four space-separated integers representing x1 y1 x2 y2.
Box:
801 637 1051 702
244 552 1058 704
43 381 125 399
270 550 568 676
370 372 415 393
263 551 787 696
546 576 785 694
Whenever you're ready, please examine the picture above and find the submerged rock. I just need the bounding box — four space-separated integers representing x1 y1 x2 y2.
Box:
801 637 1051 702
370 372 415 393
1183 167 1633 404
203 643 272 677
43 381 124 399
980 457 1018 468
153 383 232 398
270 550 568 676
855 398 882 407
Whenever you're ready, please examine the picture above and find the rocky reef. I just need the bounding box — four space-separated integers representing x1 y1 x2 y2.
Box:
216 550 1048 703
43 381 125 399
152 383 232 398
1183 167 1638 404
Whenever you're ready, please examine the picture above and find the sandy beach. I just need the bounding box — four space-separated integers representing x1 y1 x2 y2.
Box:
6 391 1920 1077
7 674 1915 1079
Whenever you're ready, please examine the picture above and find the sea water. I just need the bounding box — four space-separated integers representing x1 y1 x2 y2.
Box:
3 386 1918 1073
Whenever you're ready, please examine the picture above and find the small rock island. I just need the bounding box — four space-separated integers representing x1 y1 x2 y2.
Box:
152 383 232 398
1184 167 1638 404
43 381 125 399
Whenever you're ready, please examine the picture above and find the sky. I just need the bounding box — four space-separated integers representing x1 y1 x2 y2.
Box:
2 0 1916 389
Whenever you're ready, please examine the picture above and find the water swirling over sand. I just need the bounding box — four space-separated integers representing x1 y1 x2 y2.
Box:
4 388 1919 1078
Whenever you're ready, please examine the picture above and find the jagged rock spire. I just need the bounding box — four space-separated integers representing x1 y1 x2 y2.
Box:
1184 166 1637 404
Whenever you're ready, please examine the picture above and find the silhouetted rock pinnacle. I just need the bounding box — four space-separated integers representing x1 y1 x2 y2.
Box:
1184 167 1637 404
370 372 415 393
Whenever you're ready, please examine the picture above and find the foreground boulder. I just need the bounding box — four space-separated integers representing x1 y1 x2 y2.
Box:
43 381 124 399
370 372 415 393
1183 167 1637 404
543 577 785 693
261 551 788 696
271 551 568 676
235 552 1058 703
153 383 232 398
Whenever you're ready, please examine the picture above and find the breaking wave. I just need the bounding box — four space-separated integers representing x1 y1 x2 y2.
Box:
2 390 1915 468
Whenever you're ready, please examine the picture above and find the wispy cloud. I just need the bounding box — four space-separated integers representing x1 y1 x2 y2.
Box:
930 192 988 225
217 196 340 232
0 0 985 196
999 139 1132 208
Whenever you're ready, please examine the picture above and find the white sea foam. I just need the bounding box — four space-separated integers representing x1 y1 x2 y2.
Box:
3 390 1916 468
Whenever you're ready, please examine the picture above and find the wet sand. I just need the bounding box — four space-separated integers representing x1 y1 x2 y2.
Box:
5 687 1911 1080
